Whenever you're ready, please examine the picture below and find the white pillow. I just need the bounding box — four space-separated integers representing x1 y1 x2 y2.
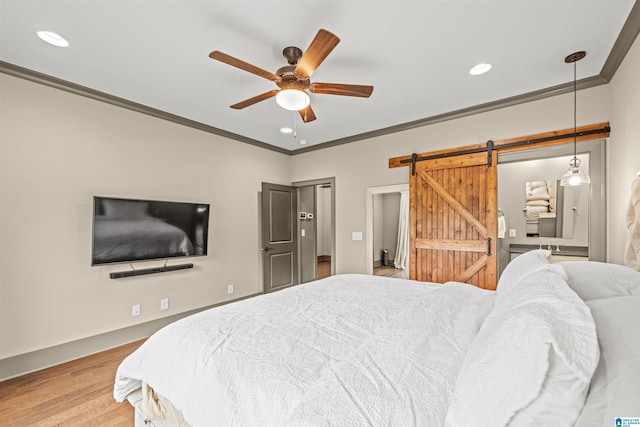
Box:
574 295 640 427
558 261 640 301
446 268 599 427
509 347 589 426
102 199 150 219
497 249 566 297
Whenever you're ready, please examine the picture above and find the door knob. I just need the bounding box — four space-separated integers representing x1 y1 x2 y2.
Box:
262 246 272 252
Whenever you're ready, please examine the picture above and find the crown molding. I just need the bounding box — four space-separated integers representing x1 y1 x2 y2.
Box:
600 0 640 81
2 1 637 157
0 61 290 155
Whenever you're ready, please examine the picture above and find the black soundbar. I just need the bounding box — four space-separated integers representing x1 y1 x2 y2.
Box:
109 263 194 279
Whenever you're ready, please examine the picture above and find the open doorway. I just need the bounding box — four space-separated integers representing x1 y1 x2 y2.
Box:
294 177 335 283
365 184 409 278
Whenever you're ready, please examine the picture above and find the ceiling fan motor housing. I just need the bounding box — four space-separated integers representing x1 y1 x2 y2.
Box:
276 47 310 90
276 65 310 90
282 46 303 65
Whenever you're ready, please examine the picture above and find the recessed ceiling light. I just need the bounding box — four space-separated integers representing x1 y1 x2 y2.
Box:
300 140 308 145
280 127 293 134
469 63 491 76
37 31 69 47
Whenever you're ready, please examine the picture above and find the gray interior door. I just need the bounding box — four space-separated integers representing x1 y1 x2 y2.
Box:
262 182 298 292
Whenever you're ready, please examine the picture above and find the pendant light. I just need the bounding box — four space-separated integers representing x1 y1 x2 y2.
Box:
560 51 591 186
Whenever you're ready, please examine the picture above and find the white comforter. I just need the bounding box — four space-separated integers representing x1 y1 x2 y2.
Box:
114 274 495 426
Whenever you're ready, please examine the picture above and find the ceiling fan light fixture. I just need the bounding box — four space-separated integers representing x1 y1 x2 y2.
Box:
469 63 492 75
276 89 310 111
37 31 69 47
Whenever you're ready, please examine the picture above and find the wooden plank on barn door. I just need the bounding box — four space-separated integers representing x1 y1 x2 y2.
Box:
409 152 497 289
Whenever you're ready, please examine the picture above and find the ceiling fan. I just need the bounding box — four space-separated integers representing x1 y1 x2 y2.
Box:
209 29 374 123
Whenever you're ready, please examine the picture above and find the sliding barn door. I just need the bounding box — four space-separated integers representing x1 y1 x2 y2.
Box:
410 152 497 289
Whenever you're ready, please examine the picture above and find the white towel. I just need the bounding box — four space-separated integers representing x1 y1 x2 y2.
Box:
498 214 506 238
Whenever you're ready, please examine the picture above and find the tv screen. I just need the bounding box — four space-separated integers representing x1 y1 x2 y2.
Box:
92 196 210 266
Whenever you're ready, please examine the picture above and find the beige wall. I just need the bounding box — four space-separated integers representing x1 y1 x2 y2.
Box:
291 84 613 273
0 74 290 361
609 34 640 265
1 33 638 377
291 32 640 273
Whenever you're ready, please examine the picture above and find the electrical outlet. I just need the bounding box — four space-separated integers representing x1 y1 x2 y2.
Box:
227 284 234 294
132 304 141 316
160 298 169 311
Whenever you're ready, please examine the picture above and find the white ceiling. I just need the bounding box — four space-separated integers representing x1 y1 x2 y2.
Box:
1 1 637 153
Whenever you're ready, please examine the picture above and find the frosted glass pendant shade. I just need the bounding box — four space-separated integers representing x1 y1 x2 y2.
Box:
276 89 310 111
560 157 591 186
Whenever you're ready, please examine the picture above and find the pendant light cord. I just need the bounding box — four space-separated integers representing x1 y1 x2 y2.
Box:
561 50 589 186
573 60 577 160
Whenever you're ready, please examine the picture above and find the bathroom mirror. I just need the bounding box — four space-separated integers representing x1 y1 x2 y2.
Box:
497 139 606 276
524 179 587 238
525 179 560 237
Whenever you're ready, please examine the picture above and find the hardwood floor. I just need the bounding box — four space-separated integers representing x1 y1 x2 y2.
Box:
316 259 407 280
316 260 331 279
0 339 144 427
374 265 408 279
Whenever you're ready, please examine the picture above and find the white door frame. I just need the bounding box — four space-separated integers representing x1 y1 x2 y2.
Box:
365 183 409 275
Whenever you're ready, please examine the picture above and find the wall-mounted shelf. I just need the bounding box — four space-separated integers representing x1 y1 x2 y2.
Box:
110 263 193 279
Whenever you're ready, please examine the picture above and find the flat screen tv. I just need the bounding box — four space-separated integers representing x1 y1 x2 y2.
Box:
92 196 210 266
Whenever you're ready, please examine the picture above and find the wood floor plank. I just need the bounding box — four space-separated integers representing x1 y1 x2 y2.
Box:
0 339 144 426
374 265 408 279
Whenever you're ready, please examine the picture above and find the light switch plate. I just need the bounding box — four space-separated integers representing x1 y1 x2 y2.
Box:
509 229 517 238
352 231 363 241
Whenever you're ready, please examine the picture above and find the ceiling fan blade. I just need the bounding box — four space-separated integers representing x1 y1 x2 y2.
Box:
309 82 374 98
299 104 317 123
230 90 280 109
294 29 340 78
209 51 280 82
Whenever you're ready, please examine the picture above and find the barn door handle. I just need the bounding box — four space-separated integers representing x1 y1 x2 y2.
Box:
486 237 492 256
262 246 272 252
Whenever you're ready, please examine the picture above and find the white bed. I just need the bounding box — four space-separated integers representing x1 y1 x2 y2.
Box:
114 251 640 426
